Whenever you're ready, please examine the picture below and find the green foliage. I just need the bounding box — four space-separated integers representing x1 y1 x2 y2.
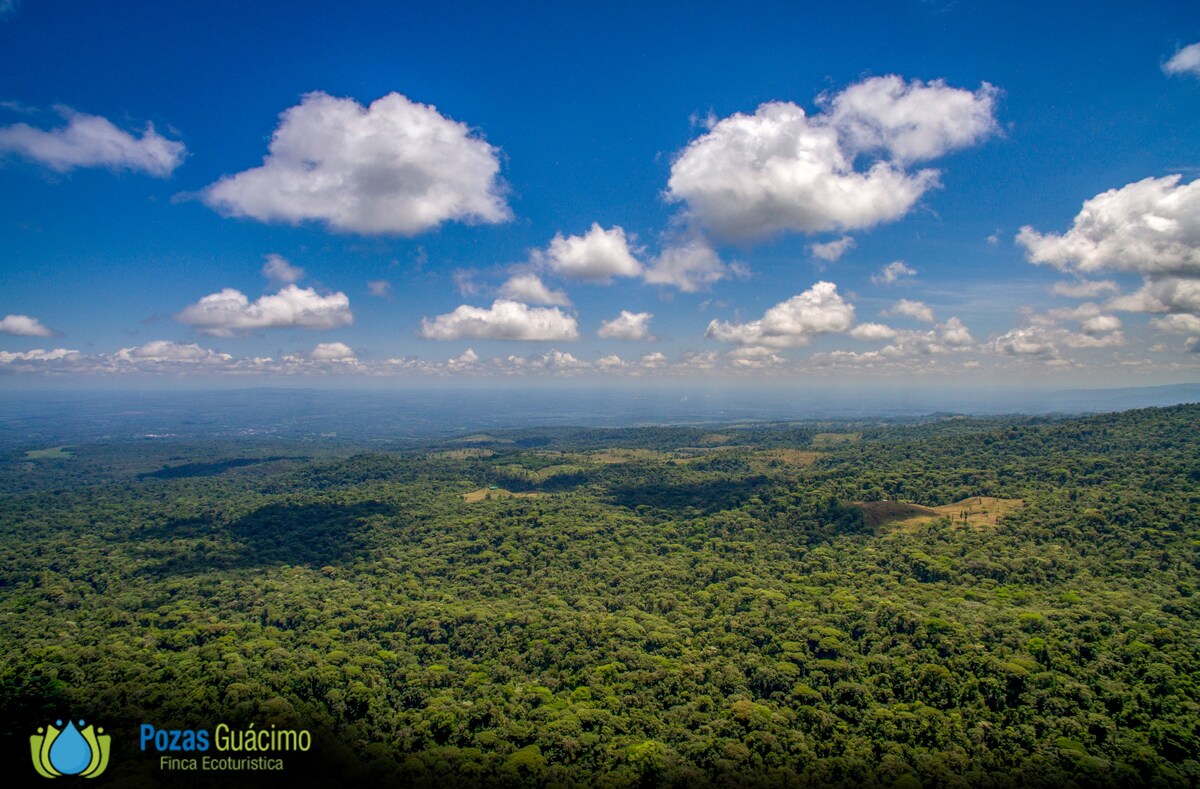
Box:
1 404 1199 786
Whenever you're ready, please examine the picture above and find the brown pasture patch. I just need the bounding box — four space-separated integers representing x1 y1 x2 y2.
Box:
462 488 544 502
434 448 495 459
585 449 680 464
757 449 822 466
811 432 860 447
854 496 1024 532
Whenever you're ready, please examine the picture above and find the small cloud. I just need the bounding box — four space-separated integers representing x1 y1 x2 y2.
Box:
644 234 736 292
367 280 392 298
986 232 999 246
1164 42 1200 78
419 299 579 341
114 340 230 364
598 310 653 340
538 223 642 282
809 236 855 262
871 260 917 285
1049 279 1119 299
883 299 935 323
849 322 897 341
448 348 480 370
0 313 57 337
176 284 353 337
706 281 855 347
0 106 185 176
261 253 305 285
498 273 571 306
453 269 483 297
310 342 356 361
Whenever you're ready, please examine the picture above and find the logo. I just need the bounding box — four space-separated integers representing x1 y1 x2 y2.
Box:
30 719 111 779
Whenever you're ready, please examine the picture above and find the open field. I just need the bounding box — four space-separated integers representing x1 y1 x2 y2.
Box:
855 496 1024 531
23 446 73 459
461 487 545 502
432 448 495 459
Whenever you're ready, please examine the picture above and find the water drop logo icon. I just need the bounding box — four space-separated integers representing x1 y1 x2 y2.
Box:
29 718 111 779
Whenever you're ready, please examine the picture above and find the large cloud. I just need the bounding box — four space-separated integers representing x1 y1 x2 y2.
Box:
0 107 185 176
598 310 653 340
1018 174 1200 335
1017 175 1200 277
667 76 997 240
203 92 509 235
538 224 642 281
176 284 353 337
0 314 56 337
706 281 855 347
419 299 578 341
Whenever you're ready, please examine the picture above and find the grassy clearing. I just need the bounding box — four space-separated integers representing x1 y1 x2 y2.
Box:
583 449 681 464
433 448 495 459
811 432 860 447
462 488 544 502
855 496 1024 532
24 446 73 459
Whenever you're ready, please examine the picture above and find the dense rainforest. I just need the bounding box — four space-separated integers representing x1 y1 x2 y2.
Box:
1 404 1198 787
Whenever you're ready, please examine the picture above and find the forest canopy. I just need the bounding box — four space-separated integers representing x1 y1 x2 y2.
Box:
1 404 1198 787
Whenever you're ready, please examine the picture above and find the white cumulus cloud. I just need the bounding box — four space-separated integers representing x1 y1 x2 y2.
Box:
419 299 578 341
824 75 999 165
0 348 81 364
203 92 509 235
262 254 305 285
884 299 935 323
176 284 353 337
1150 313 1200 335
310 342 356 361
1016 175 1200 277
598 310 653 340
1108 277 1200 314
0 314 56 337
643 235 738 292
706 281 855 347
809 236 856 262
0 106 185 176
871 260 917 285
113 340 232 364
667 76 997 241
498 273 572 306
849 322 897 341
1049 279 1119 299
539 224 642 281
1165 42 1200 77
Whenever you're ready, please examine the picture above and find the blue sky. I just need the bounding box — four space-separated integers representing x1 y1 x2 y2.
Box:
1 0 1199 386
